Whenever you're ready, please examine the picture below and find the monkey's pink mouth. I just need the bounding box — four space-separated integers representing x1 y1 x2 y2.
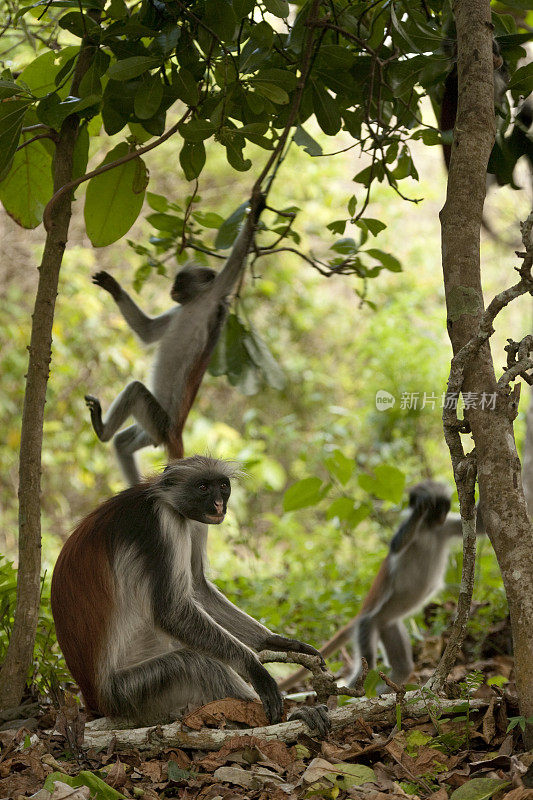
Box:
206 513 225 523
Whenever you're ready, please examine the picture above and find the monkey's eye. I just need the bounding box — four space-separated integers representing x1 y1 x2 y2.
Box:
220 482 229 489
197 483 208 492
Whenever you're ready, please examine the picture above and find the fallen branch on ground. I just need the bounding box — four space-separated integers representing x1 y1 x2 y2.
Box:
83 692 491 754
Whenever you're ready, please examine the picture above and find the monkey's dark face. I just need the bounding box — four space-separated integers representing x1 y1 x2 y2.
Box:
171 267 216 304
180 477 231 524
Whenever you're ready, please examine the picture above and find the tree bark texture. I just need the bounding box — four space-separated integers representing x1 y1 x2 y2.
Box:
441 0 533 737
0 45 95 711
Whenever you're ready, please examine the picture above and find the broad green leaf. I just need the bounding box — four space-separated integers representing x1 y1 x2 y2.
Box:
192 210 223 228
215 201 248 249
146 212 181 233
146 191 168 212
0 135 53 228
449 778 511 800
508 61 533 93
358 464 405 504
58 11 100 37
18 46 79 97
37 93 101 128
263 0 289 17
44 771 125 800
108 56 160 81
331 237 357 255
312 82 341 135
357 218 386 237
326 497 355 522
85 142 148 247
72 123 90 182
0 99 31 181
324 450 353 485
283 477 324 512
256 68 297 91
179 141 206 180
365 248 402 272
178 118 217 142
349 502 372 527
233 0 255 18
0 80 28 100
225 139 252 172
253 81 289 105
334 763 377 789
172 67 199 106
293 125 322 156
134 74 163 119
203 0 236 41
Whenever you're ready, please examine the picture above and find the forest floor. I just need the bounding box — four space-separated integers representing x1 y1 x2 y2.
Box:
1 625 532 800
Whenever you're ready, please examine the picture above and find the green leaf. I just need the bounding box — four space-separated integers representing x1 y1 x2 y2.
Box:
179 141 206 180
0 99 31 181
178 118 217 142
331 237 357 255
0 134 53 228
44 771 125 800
72 123 90 181
333 763 377 790
251 81 289 105
37 93 101 128
449 778 511 800
263 0 289 17
58 11 101 37
18 46 79 98
233 0 255 18
324 450 353 485
225 139 252 172
508 61 533 93
358 465 405 504
172 67 199 106
85 142 148 247
0 80 28 100
293 125 322 156
108 56 160 81
325 497 355 522
146 212 181 233
312 82 341 135
134 74 164 119
356 218 386 237
192 210 223 228
365 248 402 272
167 761 196 782
203 0 236 41
215 201 248 249
146 191 168 212
283 477 324 512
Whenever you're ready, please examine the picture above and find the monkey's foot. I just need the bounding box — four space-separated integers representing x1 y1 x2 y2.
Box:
85 395 104 439
288 704 330 738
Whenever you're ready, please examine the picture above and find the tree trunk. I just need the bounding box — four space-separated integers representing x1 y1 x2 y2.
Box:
441 0 533 743
522 382 533 513
0 45 94 710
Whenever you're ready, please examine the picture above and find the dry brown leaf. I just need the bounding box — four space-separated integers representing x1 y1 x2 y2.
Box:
482 696 498 743
140 760 164 782
426 790 448 800
105 758 128 789
504 791 533 800
182 699 269 730
50 781 91 799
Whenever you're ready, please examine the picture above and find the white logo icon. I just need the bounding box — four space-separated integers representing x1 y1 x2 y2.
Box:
375 390 395 411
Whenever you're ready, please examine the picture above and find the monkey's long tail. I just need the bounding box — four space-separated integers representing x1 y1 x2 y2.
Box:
277 617 357 691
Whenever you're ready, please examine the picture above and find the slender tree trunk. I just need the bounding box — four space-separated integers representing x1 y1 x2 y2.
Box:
522 381 533 513
441 0 533 742
0 45 94 710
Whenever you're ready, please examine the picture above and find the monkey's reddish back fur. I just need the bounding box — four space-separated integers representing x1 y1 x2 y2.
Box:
51 504 114 713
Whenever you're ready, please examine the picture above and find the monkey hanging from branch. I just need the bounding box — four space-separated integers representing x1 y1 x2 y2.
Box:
85 192 266 485
51 455 330 736
279 480 485 692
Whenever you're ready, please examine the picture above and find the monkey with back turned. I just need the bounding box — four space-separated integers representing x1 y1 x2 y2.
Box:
280 480 484 692
51 456 330 735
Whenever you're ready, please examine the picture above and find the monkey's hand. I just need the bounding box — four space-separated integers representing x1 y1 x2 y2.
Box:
288 705 330 738
85 395 104 440
259 634 325 665
247 659 283 724
92 271 122 301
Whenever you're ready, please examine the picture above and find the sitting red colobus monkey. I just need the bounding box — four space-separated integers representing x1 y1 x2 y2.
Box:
280 481 483 692
51 456 329 734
